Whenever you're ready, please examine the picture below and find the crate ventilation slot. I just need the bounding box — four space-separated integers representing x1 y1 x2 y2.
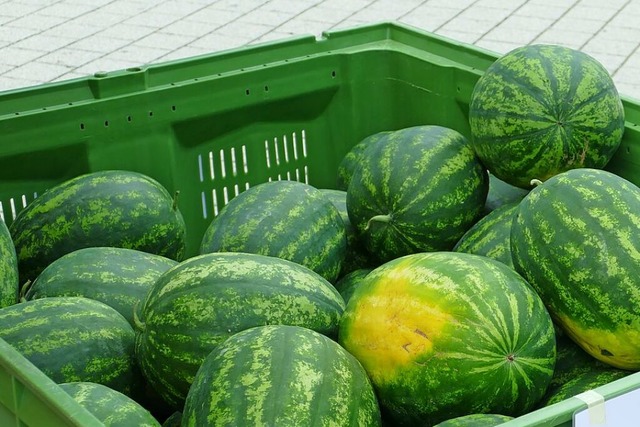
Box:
1 193 37 223
198 130 309 220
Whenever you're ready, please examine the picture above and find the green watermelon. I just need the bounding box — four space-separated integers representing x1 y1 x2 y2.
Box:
135 252 346 409
182 325 382 427
0 218 18 307
339 252 556 426
0 297 139 396
59 382 160 427
434 414 514 426
347 125 488 263
511 168 640 370
200 180 346 283
9 170 187 282
469 44 624 189
538 369 630 407
320 188 376 276
453 202 519 269
334 268 372 305
484 174 528 213
336 130 392 191
23 247 178 327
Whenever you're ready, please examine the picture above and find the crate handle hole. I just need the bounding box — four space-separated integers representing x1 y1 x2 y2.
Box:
127 115 132 122
245 89 250 95
80 123 85 130
149 111 154 117
264 85 269 92
104 120 109 127
171 105 176 111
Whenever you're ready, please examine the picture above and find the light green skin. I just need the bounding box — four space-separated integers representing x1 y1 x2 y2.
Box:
434 414 514 427
347 125 489 263
9 170 187 283
24 246 178 327
182 325 382 427
336 130 393 191
135 252 346 410
339 252 556 426
454 202 519 269
0 297 138 396
200 180 346 283
511 168 640 370
0 219 18 307
469 44 624 189
60 382 160 427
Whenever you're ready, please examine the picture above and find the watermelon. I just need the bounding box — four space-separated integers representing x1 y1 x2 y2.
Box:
336 130 392 191
135 252 346 409
0 297 139 396
434 414 514 426
484 174 528 213
538 369 630 407
0 218 18 307
334 268 372 305
511 168 640 370
320 188 376 276
23 247 178 327
9 170 187 282
182 325 382 427
339 252 556 426
200 180 346 283
469 44 624 189
59 382 161 427
347 125 489 263
453 202 519 269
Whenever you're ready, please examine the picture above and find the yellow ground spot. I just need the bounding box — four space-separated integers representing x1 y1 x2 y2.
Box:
343 264 454 384
558 313 640 370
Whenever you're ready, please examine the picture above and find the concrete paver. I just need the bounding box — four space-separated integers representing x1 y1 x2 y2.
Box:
0 0 637 100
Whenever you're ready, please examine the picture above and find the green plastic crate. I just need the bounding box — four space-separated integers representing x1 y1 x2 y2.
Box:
1 21 640 426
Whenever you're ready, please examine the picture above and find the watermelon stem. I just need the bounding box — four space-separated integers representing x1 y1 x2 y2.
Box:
132 301 146 332
172 190 180 211
530 179 544 187
18 280 32 302
365 214 391 231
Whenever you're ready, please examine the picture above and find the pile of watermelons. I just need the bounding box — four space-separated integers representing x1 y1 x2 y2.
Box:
0 43 638 427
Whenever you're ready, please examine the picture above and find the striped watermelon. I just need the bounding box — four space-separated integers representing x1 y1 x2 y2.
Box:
59 382 161 427
9 170 187 282
0 297 139 396
162 412 182 427
0 218 18 307
453 202 519 269
339 252 556 426
434 414 514 426
511 168 640 370
182 325 382 427
336 130 392 191
469 44 624 189
135 252 346 409
23 247 178 327
320 188 376 276
347 125 488 263
200 180 346 283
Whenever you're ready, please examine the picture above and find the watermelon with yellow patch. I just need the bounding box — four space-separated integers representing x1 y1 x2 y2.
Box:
511 168 640 370
338 252 556 426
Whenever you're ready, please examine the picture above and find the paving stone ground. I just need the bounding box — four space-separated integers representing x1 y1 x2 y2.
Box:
0 0 638 99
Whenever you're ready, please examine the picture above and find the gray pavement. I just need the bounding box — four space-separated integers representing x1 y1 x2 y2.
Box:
0 0 639 99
